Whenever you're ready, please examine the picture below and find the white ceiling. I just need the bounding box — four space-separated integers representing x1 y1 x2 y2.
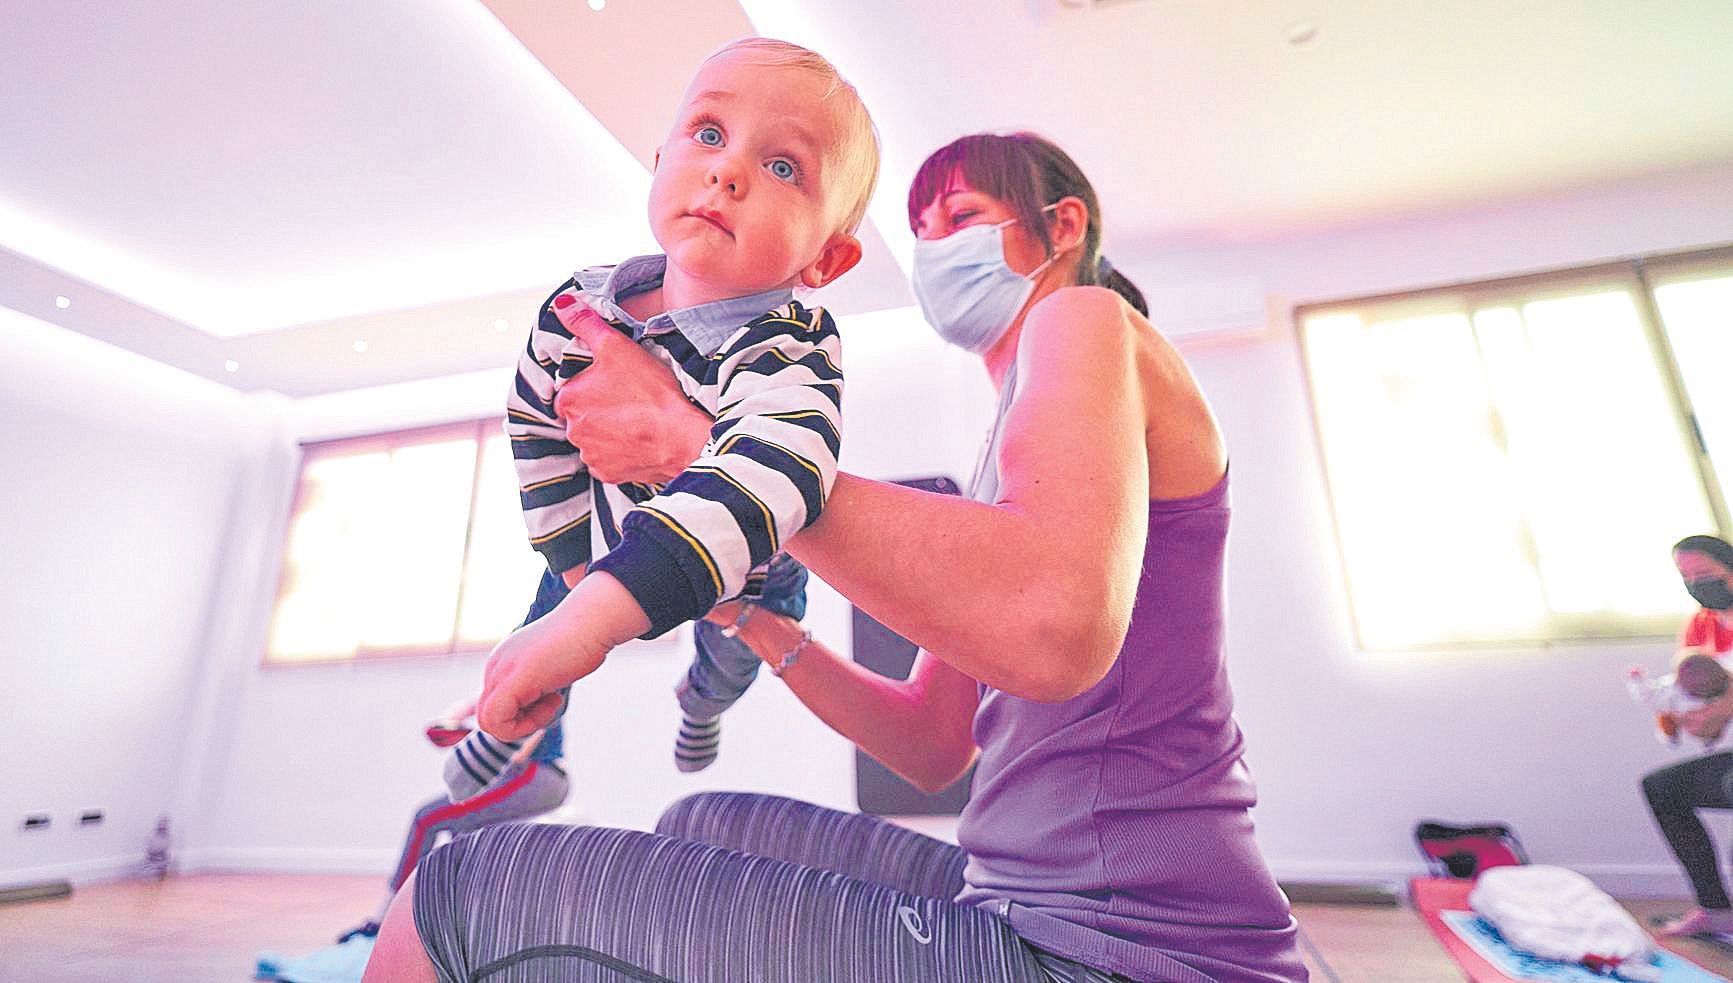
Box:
3 0 1731 396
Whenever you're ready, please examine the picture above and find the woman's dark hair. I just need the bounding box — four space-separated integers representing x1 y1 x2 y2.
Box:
907 132 1148 316
1675 534 1733 568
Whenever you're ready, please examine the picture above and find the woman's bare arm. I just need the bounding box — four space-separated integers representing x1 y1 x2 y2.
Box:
785 288 1151 700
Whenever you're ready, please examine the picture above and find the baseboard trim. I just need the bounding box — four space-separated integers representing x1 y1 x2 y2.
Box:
1567 864 1693 899
0 855 147 888
1268 859 1416 891
182 847 397 876
1268 859 1691 901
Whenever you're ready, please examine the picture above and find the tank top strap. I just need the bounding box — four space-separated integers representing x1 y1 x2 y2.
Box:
968 361 1020 505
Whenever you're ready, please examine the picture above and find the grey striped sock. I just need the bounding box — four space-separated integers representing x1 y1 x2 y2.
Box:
444 730 523 802
674 714 721 773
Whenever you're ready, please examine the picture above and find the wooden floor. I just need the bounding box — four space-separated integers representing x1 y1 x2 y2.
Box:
1 874 1731 981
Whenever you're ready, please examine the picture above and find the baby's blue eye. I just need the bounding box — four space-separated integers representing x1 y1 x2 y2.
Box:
694 126 723 147
767 159 797 182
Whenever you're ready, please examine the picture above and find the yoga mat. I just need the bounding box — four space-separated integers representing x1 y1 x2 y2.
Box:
1441 911 1722 982
255 935 375 983
1412 877 1727 983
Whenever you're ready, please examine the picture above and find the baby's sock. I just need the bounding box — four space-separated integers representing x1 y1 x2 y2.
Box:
674 713 721 773
443 730 525 802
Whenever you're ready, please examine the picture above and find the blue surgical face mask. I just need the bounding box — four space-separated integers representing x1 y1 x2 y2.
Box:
911 206 1061 354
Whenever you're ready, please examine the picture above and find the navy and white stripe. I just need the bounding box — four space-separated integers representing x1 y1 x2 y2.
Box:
506 261 844 637
507 279 601 576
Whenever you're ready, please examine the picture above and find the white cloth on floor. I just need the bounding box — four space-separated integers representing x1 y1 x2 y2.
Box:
1470 865 1658 981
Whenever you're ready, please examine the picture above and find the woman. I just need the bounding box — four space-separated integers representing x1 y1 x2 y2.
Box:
365 133 1305 983
1644 535 1733 937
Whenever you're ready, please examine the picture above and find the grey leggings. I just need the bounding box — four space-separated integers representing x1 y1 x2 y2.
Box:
412 792 1125 982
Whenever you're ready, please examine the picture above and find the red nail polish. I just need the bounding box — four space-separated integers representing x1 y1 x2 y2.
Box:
553 295 576 310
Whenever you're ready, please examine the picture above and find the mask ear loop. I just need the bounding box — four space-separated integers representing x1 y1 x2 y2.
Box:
1027 201 1084 285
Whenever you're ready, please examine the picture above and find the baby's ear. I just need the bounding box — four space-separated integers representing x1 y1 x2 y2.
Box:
801 233 862 290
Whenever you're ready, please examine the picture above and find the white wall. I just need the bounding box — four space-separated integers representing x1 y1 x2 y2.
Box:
17 162 1729 895
184 310 996 874
1124 160 1733 895
0 309 269 886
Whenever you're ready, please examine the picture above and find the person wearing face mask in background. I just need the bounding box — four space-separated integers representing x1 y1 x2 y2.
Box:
1641 534 1733 938
376 129 1305 983
1674 535 1733 650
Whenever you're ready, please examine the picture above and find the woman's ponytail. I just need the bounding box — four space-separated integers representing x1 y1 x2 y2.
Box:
1095 256 1148 316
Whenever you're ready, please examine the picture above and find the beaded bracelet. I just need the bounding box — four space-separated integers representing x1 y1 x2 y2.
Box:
769 628 813 678
719 604 810 677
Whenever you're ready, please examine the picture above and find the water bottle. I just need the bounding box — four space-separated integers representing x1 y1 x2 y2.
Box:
144 816 172 879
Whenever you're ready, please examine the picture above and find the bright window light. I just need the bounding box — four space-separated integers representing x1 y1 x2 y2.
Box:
1303 270 1715 650
1657 271 1733 491
458 434 549 645
1475 291 1707 621
266 420 544 665
1307 306 1546 649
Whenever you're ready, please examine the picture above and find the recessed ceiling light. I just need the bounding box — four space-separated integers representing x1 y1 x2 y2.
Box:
54 295 71 309
352 339 370 353
493 318 511 333
1285 21 1318 46
588 0 605 10
224 360 240 373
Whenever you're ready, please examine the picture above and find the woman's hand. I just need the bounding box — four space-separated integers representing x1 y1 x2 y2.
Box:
549 301 713 484
703 599 748 627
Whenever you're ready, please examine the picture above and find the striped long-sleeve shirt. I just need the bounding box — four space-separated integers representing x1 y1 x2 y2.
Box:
506 256 842 638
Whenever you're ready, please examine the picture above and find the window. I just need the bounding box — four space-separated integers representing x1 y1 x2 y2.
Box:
265 420 546 664
1301 248 1733 650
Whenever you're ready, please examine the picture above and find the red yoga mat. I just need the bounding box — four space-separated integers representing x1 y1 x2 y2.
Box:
1411 876 1527 982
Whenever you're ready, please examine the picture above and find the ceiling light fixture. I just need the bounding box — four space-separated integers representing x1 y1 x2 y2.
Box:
353 340 370 353
55 295 71 309
224 360 240 373
588 0 605 10
1285 21 1318 46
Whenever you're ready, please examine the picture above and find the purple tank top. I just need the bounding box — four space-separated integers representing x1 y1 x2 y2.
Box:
956 369 1305 983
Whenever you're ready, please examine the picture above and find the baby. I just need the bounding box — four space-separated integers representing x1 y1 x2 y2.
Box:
1628 649 1731 747
444 37 879 796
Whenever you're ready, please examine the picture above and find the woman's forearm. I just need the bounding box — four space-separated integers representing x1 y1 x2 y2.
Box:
736 612 977 793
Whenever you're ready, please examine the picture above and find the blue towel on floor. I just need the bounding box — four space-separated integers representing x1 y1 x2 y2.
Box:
255 935 375 983
1441 910 1727 982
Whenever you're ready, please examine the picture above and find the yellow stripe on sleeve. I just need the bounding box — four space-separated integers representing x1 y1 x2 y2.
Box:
529 513 590 546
